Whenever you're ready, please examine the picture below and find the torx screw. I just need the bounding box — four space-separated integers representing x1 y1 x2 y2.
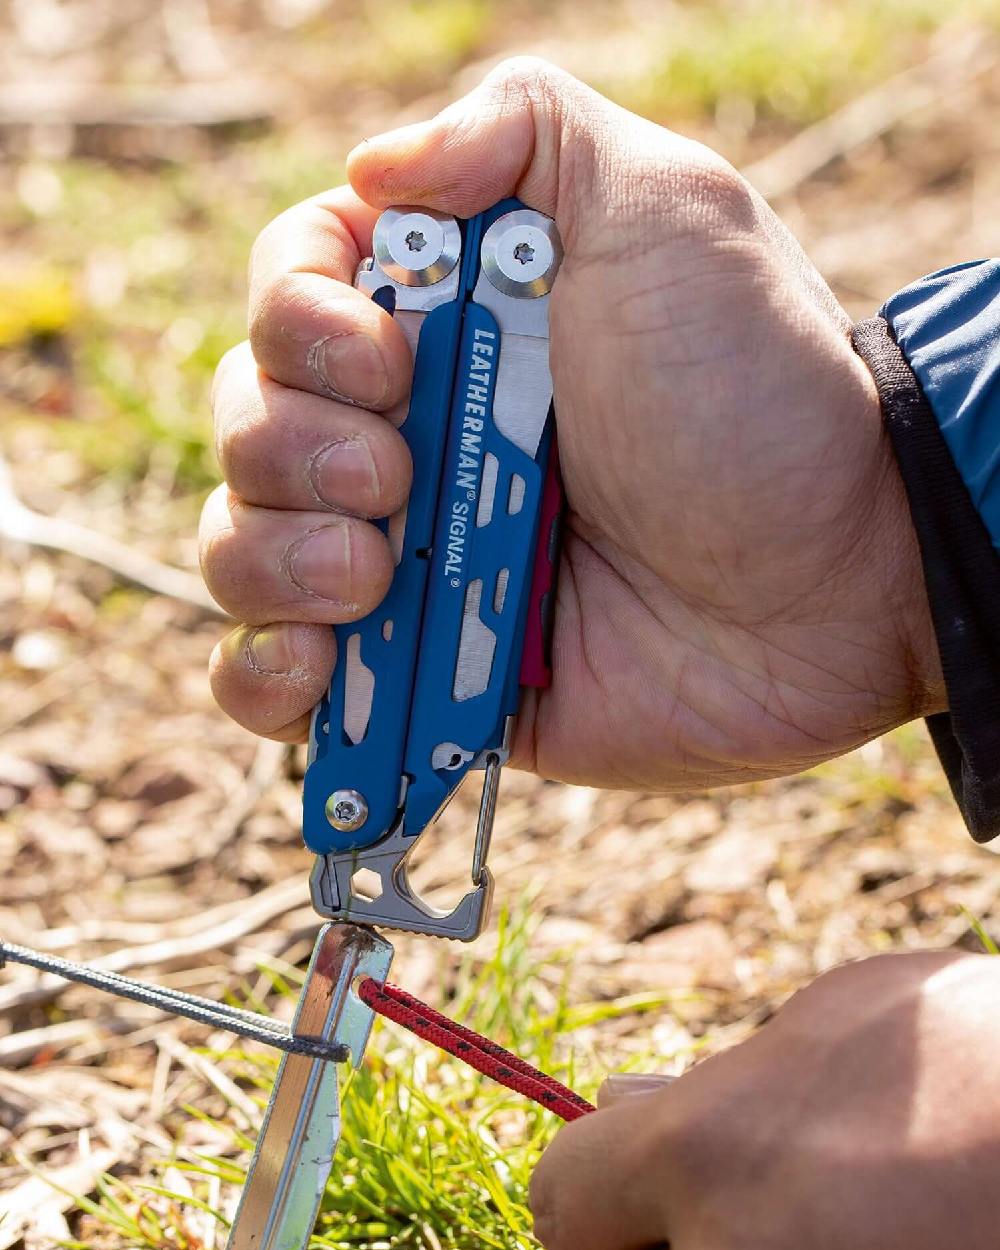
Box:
326 789 368 832
372 207 461 287
480 210 562 299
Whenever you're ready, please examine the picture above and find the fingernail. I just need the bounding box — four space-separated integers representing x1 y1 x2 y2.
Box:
309 332 387 407
599 1073 676 1106
310 438 379 512
248 625 297 675
287 524 353 604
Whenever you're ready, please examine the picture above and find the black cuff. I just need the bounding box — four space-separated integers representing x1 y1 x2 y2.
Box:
852 315 1000 842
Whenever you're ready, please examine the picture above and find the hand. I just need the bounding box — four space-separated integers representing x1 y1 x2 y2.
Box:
201 58 943 786
531 952 1000 1250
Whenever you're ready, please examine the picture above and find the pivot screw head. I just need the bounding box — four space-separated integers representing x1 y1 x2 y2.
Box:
481 209 562 299
373 207 461 287
326 789 368 832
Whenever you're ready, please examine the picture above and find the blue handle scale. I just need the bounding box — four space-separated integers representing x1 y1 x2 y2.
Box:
302 200 560 865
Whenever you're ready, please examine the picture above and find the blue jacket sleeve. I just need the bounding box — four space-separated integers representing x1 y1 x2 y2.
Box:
882 261 1000 545
853 260 1000 842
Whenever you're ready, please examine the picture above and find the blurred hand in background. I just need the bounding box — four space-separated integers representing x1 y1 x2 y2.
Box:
201 57 943 792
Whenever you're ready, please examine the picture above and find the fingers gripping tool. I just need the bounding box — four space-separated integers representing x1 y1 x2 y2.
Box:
226 202 561 1250
303 200 563 942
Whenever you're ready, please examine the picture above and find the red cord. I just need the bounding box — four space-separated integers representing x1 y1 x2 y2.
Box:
357 976 595 1122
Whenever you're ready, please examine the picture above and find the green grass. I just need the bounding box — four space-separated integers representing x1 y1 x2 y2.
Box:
68 905 680 1249
336 0 498 94
49 889 1000 1247
1 138 345 495
5 0 998 506
601 0 1000 126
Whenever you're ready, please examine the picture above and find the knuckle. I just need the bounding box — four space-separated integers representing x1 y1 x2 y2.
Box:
214 399 267 485
801 955 891 1001
248 271 300 358
197 522 235 593
248 208 296 290
198 482 233 539
207 633 233 683
215 401 268 485
810 950 961 1001
198 491 241 587
490 54 556 89
485 55 570 115
211 340 251 409
209 635 306 739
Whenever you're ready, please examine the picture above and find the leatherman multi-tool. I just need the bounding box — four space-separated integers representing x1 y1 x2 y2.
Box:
227 200 562 1250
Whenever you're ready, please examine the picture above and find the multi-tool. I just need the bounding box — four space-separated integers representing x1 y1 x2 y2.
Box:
227 199 562 1249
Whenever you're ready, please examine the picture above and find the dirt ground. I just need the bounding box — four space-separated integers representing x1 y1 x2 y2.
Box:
2 5 1000 1246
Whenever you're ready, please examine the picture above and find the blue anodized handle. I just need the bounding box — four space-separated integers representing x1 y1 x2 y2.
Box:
302 200 561 893
301 208 464 854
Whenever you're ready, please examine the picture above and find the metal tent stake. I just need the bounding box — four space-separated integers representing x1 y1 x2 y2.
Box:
227 923 393 1250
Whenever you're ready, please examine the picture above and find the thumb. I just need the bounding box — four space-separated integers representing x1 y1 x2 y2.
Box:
346 56 611 224
530 1075 676 1250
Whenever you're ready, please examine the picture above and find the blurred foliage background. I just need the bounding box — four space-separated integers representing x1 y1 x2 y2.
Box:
2 2 1000 1247
2 0 999 509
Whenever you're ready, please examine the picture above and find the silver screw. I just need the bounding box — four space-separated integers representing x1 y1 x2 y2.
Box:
372 207 461 287
325 789 368 832
480 210 562 299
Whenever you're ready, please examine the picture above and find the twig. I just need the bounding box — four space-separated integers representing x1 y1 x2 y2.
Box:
745 27 999 201
23 1205 70 1250
206 738 290 850
0 655 97 736
10 858 304 956
162 0 232 80
0 1147 120 1250
0 456 226 616
0 877 309 1013
156 1034 258 1128
203 1171 222 1250
0 79 276 131
149 1043 173 1120
0 1019 98 1067
68 1018 185 1067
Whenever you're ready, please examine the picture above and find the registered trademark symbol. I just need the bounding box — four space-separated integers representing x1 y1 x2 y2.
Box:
466 490 474 501
451 578 459 588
